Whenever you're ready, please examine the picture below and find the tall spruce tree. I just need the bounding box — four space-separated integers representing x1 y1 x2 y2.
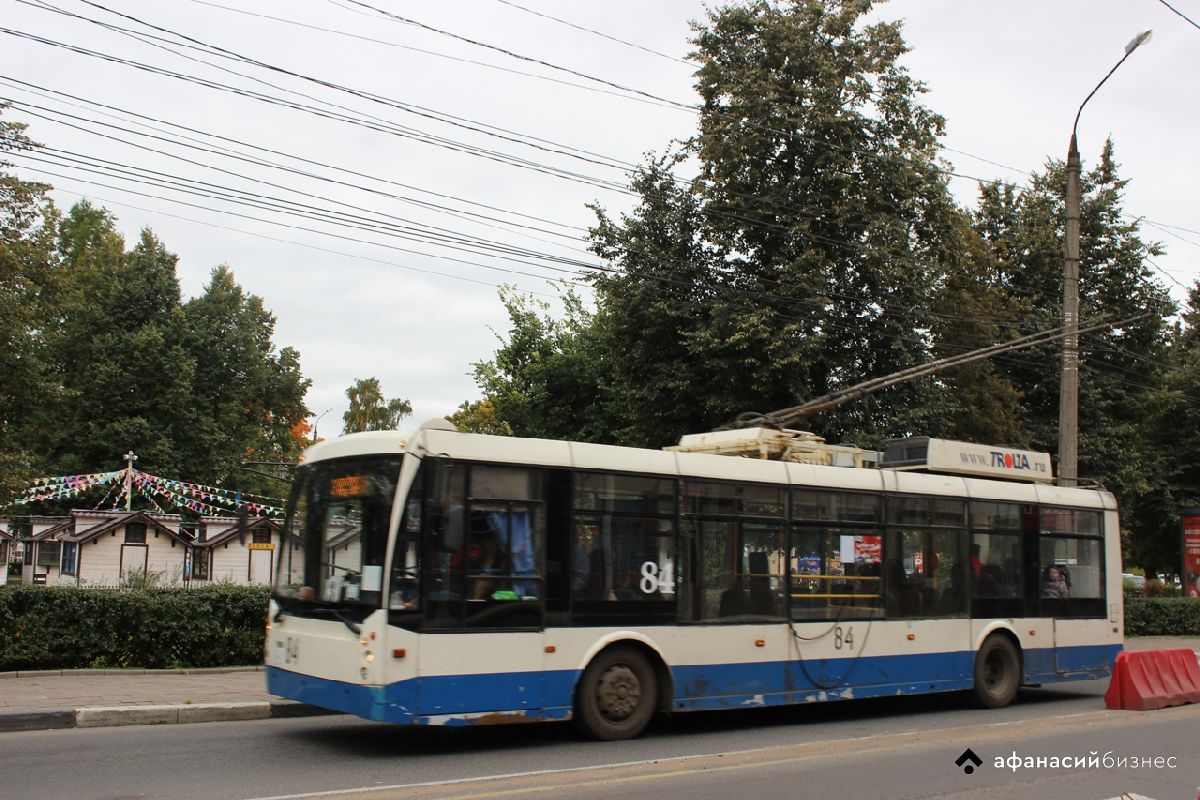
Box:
1129 285 1200 576
181 265 311 484
969 143 1174 490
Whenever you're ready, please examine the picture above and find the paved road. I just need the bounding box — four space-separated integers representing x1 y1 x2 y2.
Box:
4 678 1199 800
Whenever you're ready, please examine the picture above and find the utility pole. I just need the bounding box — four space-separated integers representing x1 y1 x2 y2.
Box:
1059 28 1151 487
1060 136 1081 487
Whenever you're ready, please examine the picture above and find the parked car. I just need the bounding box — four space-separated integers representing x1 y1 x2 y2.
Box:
1122 573 1145 592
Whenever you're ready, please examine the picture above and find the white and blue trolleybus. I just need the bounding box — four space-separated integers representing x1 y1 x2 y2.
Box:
266 421 1122 739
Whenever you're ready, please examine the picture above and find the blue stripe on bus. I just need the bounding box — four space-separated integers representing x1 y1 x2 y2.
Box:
267 666 395 719
267 642 1120 726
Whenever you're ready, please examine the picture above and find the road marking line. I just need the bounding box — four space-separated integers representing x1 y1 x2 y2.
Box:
242 704 1200 800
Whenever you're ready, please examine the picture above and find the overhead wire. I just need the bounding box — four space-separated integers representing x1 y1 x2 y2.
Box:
0 20 635 195
52 0 1200 252
492 0 693 65
5 98 603 268
3 3 1189 338
2 83 1060 338
333 0 697 109
177 0 685 109
0 78 592 239
42 182 563 299
15 145 1067 364
16 0 1184 265
1156 0 1200 31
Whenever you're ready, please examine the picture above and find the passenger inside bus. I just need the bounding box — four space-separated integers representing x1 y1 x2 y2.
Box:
1042 566 1070 598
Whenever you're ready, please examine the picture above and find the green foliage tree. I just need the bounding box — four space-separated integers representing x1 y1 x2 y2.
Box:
472 286 615 442
448 398 513 436
1 115 311 512
586 0 969 448
38 216 196 479
342 377 412 433
180 265 312 486
0 106 60 499
1130 284 1200 575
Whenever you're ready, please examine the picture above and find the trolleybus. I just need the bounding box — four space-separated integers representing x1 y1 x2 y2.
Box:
266 420 1122 739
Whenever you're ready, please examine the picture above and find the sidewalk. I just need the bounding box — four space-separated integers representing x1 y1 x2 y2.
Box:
0 666 335 733
1 636 1196 734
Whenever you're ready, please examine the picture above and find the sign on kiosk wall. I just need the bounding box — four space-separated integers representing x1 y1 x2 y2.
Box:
1183 508 1200 600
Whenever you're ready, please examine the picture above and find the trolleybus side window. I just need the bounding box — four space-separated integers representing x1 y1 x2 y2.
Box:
426 461 545 629
884 496 966 618
1038 507 1105 618
790 490 883 621
686 481 786 622
571 473 678 622
968 501 1025 618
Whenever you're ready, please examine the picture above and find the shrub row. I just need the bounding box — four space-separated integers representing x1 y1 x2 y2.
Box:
1 585 1191 671
0 585 269 671
1124 596 1200 637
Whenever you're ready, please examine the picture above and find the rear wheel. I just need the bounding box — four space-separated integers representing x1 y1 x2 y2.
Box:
972 634 1021 708
573 646 657 740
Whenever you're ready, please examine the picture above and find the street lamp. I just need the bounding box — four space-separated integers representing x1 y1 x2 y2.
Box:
312 407 331 443
1059 28 1151 487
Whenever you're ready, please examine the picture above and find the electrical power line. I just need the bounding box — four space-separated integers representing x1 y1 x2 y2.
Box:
1156 0 1200 30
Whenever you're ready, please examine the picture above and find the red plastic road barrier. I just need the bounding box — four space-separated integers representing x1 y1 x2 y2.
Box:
1104 649 1200 710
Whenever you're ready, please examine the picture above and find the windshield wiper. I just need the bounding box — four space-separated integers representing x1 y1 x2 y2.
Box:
308 606 362 634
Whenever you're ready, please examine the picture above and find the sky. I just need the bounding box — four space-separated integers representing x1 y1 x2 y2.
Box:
3 0 1198 441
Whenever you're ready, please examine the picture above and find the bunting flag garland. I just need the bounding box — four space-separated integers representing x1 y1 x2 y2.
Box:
93 480 123 511
11 470 123 504
8 465 284 517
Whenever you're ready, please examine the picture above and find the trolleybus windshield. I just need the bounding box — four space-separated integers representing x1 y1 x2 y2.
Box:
274 455 402 615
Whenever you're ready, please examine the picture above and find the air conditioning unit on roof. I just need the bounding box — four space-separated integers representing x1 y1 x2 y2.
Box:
667 428 870 468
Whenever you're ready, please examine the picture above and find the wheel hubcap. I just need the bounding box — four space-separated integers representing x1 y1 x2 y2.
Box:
596 664 641 721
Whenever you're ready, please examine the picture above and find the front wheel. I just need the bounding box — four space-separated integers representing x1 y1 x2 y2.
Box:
574 646 657 740
972 634 1021 708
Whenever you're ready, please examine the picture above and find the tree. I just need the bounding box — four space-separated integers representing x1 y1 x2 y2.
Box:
4 195 312 511
924 203 1029 446
0 105 60 498
0 115 315 512
1129 284 1200 576
342 378 411 433
586 0 968 447
180 265 311 484
448 398 513 436
968 143 1175 572
472 286 615 442
34 214 196 479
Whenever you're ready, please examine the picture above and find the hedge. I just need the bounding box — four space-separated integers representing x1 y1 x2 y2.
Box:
1124 597 1200 637
1 585 1193 671
0 585 269 671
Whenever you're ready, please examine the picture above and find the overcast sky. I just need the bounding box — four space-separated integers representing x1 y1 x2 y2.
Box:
3 0 1197 440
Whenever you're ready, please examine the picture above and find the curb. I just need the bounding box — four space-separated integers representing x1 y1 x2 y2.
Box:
0 666 265 679
0 700 338 733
